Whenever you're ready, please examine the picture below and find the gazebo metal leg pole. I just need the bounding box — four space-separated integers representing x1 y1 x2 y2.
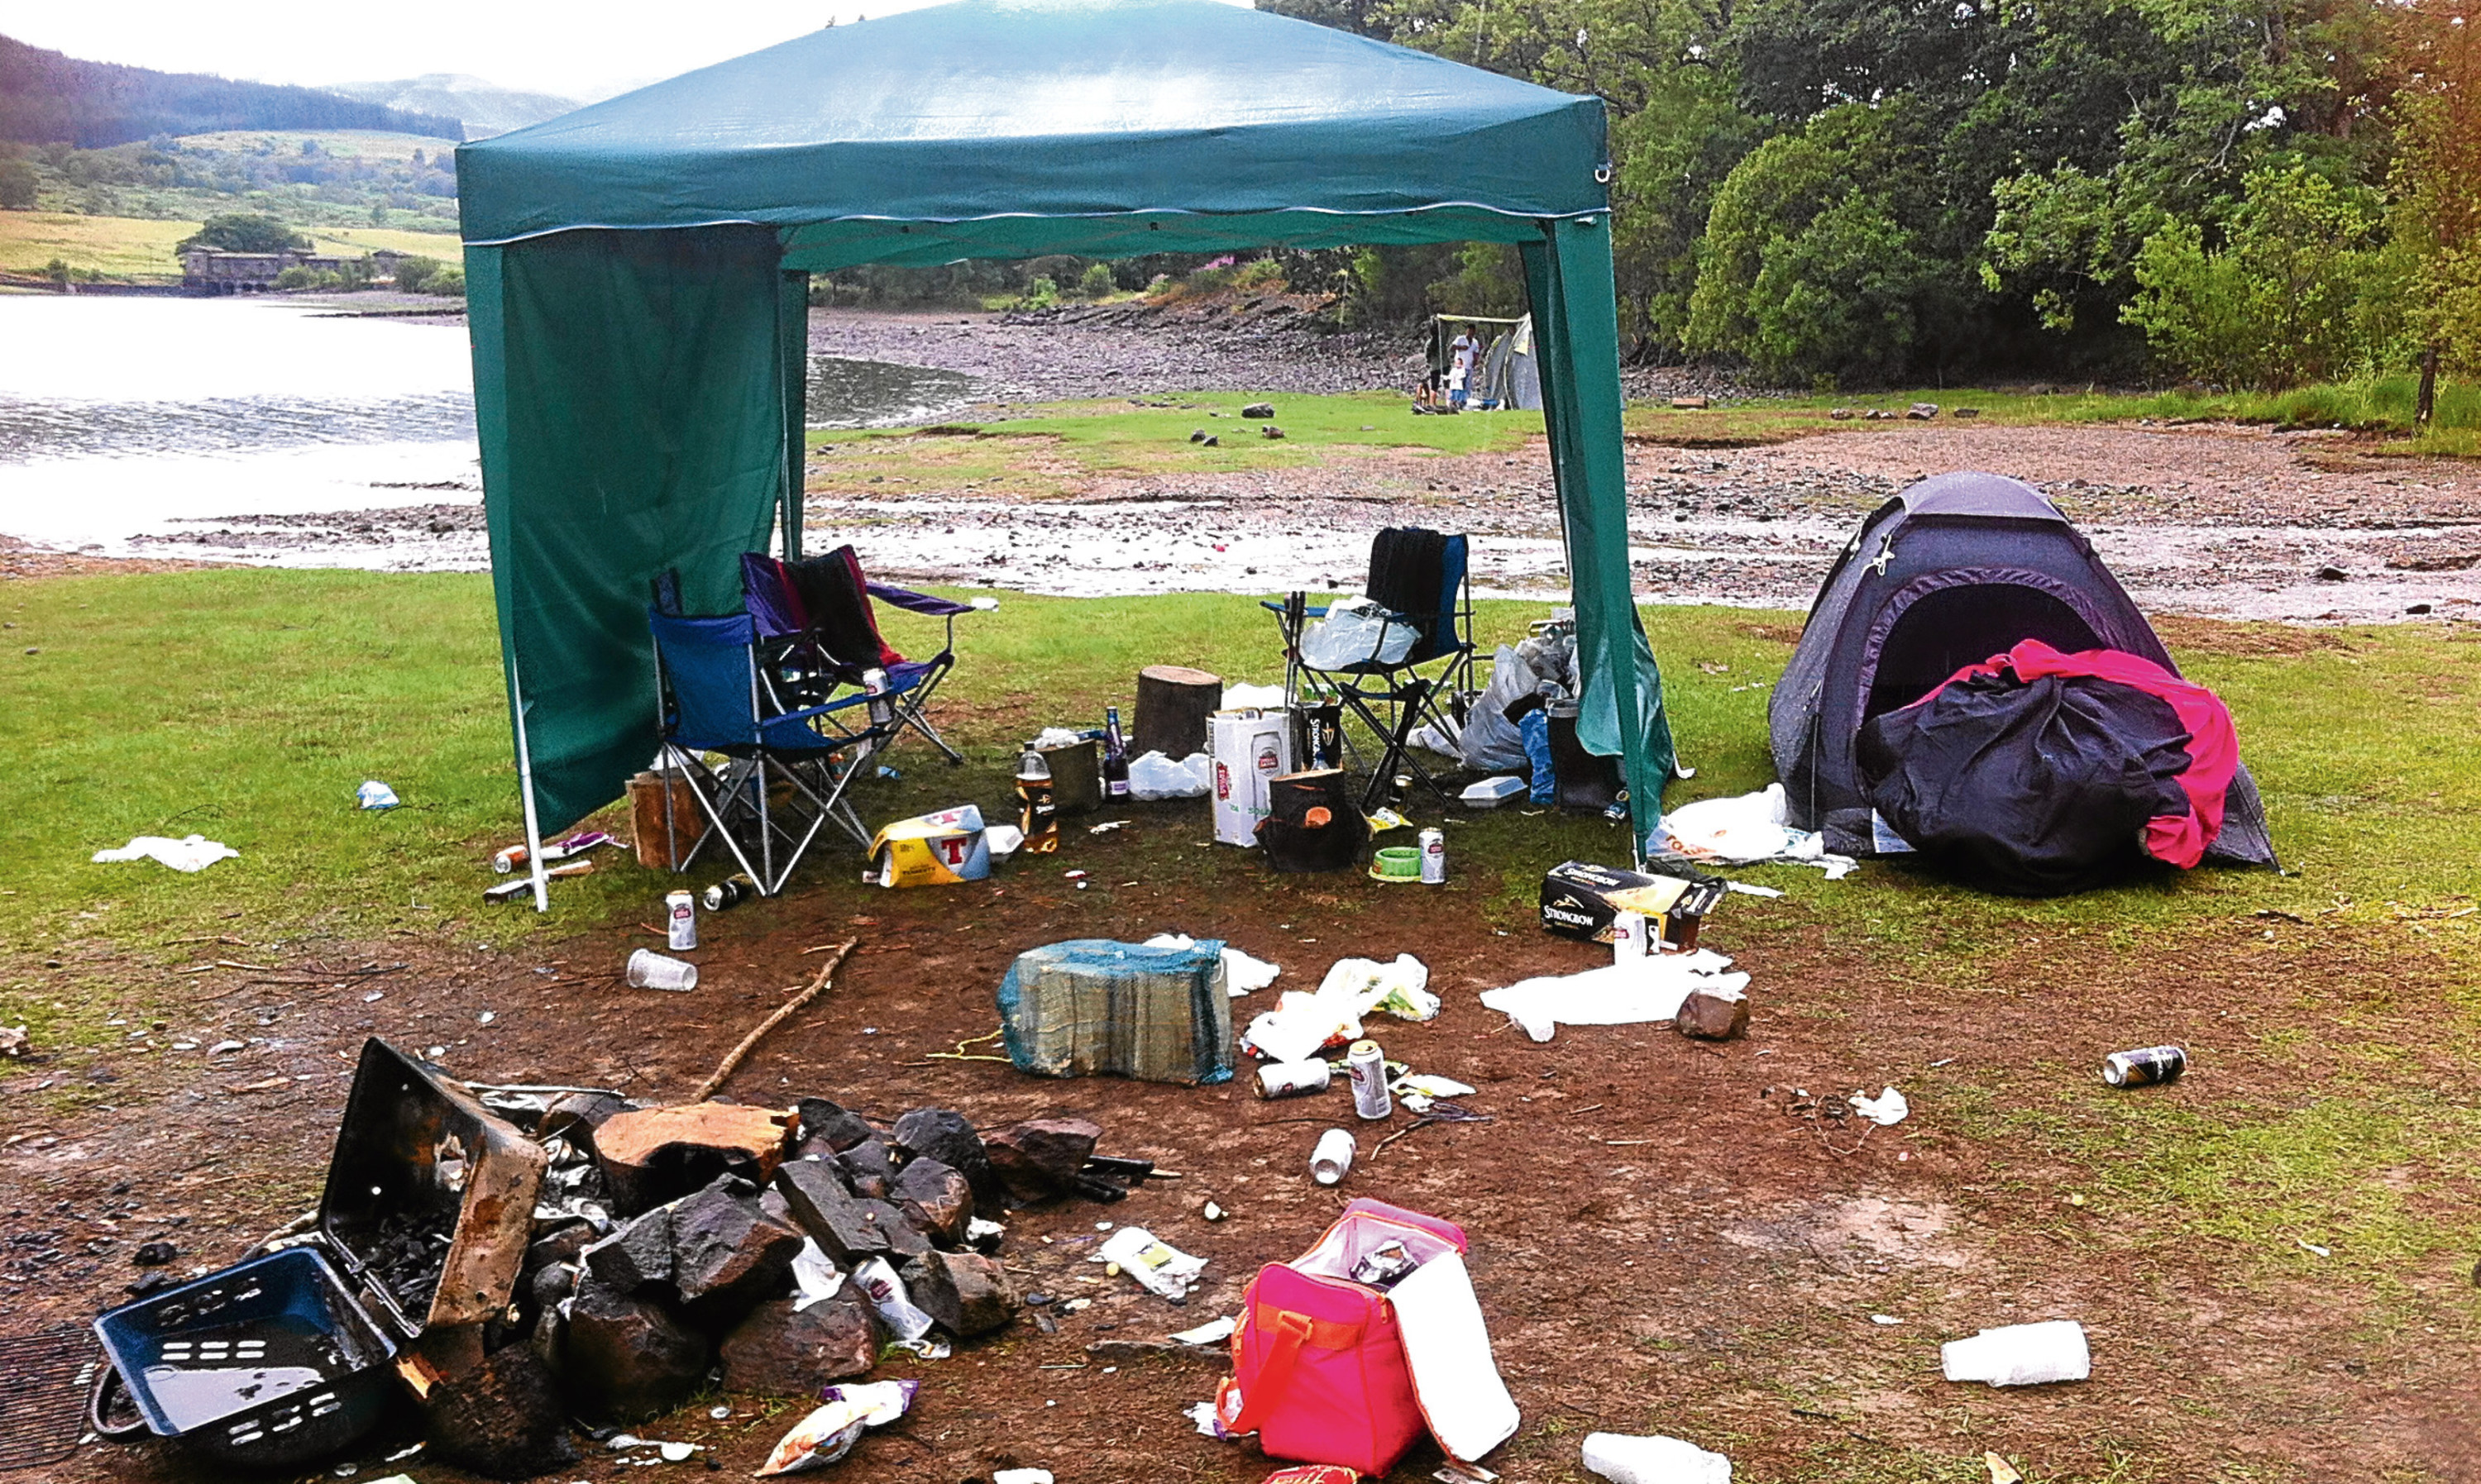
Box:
509 662 552 913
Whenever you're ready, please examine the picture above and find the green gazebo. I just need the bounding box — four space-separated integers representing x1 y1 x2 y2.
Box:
457 0 1674 899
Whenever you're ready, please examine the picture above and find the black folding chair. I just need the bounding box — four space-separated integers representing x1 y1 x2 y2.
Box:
1267 527 1476 809
749 546 982 767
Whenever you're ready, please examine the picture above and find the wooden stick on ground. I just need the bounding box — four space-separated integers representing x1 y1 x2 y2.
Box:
690 938 858 1102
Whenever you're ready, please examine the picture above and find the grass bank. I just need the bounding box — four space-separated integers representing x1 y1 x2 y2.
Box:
0 209 462 283
806 391 1542 497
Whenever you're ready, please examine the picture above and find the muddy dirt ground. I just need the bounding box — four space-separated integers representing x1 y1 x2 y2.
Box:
7 797 2476 1483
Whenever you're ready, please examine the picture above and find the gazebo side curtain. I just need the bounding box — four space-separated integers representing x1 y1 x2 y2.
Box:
468 212 1675 856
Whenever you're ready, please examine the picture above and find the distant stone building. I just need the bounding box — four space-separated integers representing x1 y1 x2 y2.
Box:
180 248 359 293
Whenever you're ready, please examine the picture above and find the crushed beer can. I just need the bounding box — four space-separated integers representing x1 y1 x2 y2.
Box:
2101 1044 2186 1088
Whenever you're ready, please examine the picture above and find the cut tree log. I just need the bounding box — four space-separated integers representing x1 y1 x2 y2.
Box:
1135 665 1224 760
592 1103 795 1215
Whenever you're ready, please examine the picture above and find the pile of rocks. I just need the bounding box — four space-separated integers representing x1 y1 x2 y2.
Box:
509 1096 1123 1443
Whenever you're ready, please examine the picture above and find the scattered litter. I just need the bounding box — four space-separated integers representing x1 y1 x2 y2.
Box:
790 1239 846 1311
1479 952 1747 1043
609 1434 700 1463
1849 1086 1910 1126
1089 819 1129 833
1203 1200 1226 1221
992 1471 1054 1484
208 1039 245 1055
1985 1452 2024 1484
754 1380 920 1476
1097 1226 1206 1300
1391 1073 1476 1114
849 1257 937 1343
624 948 698 992
1941 1320 2091 1387
1460 775 1526 809
1869 1314 1903 1325
1659 785 1857 878
1172 1315 1236 1346
1128 750 1212 800
476 1011 495 1026
869 804 993 887
2102 1044 2186 1087
91 835 239 873
1436 1463 1499 1484
1723 880 1783 898
2297 1238 2331 1257
1185 1400 1226 1438
1310 1128 1355 1184
1581 1433 1732 1484
0 1024 27 1058
1242 954 1433 1063
362 990 384 1004
355 780 399 810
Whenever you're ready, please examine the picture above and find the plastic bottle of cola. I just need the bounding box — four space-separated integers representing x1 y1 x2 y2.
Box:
1017 746 1060 854
1102 705 1131 799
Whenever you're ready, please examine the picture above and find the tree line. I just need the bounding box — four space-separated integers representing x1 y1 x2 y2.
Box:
1263 0 2479 394
0 34 462 150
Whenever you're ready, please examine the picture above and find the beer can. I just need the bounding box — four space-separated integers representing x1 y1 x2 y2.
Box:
702 876 754 912
1612 909 1648 961
1418 828 1446 885
1346 1039 1391 1120
2101 1044 2187 1088
1256 1059 1331 1100
666 890 698 951
1310 1128 1355 1186
491 843 526 875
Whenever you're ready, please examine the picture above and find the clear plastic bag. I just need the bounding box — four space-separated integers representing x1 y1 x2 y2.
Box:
1299 597 1417 670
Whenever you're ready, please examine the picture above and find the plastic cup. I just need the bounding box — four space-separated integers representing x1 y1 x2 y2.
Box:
626 948 699 991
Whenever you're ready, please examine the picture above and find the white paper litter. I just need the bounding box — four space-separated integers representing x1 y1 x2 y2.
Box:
849 1257 936 1342
1393 1072 1478 1113
1170 1315 1237 1347
1850 1086 1910 1126
1242 953 1433 1063
790 1239 845 1311
1184 1400 1226 1439
91 834 239 873
1658 785 1858 879
985 823 1027 860
1478 952 1747 1043
1095 1225 1206 1300
1582 1432 1733 1484
992 1471 1054 1484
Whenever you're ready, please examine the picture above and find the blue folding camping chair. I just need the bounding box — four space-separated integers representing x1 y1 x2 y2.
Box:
648 608 872 897
740 546 981 767
1268 526 1476 809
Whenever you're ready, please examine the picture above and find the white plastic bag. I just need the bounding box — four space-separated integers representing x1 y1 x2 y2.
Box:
1095 1226 1206 1300
1460 645 1538 771
1128 750 1212 800
1942 1320 2090 1386
1298 596 1417 670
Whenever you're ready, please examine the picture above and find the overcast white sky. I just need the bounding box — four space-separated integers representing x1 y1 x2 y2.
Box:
10 0 1254 103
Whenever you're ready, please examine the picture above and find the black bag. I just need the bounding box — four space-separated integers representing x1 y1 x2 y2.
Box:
1857 669 2197 896
1256 769 1369 873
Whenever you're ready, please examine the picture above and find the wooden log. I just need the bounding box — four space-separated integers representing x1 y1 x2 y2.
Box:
592 1103 795 1216
1135 665 1224 760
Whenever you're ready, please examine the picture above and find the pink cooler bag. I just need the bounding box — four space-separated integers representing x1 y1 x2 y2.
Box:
1214 1199 1469 1477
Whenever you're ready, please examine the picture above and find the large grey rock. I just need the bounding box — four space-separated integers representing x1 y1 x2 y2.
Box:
775 1161 928 1263
900 1250 1018 1338
984 1117 1101 1202
892 1157 973 1247
423 1343 579 1480
581 1206 673 1294
834 1137 896 1200
892 1108 993 1200
671 1175 804 1322
562 1275 709 1421
795 1097 878 1152
717 1291 879 1395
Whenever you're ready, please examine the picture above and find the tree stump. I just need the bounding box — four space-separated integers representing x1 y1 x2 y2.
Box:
1135 666 1223 759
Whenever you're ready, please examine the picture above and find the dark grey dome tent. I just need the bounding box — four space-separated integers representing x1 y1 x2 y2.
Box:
1768 471 2276 867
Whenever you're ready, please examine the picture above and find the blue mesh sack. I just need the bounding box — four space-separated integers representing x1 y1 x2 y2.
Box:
997 938 1236 1086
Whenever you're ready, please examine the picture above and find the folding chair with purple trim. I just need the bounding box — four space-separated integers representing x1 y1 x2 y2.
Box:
742 545 989 768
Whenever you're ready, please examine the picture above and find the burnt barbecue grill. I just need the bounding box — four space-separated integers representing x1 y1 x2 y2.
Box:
89 1039 547 1467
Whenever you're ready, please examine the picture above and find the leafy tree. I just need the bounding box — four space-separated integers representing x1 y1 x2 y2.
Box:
2388 0 2481 413
1076 261 1117 298
0 156 36 209
174 212 308 255
2122 163 2404 387
393 255 440 293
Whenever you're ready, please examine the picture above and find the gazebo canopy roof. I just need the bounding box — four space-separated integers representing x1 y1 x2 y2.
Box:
457 0 1610 260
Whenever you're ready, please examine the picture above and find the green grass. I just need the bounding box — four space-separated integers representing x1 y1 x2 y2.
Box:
1621 376 2481 460
0 210 461 283
805 391 1542 496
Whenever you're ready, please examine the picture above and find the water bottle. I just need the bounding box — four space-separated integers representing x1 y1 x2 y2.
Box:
1016 746 1059 854
1102 705 1131 799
